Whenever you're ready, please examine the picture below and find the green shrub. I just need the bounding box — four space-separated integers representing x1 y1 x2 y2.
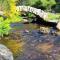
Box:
0 15 22 37
0 0 23 37
0 17 10 37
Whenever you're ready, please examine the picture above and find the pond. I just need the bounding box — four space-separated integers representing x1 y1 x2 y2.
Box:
11 22 60 60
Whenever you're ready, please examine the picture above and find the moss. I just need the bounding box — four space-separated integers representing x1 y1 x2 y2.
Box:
47 13 60 20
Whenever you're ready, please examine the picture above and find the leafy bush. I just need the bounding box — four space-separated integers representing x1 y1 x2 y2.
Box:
17 0 56 11
0 17 10 37
0 15 22 37
52 3 60 13
0 0 22 37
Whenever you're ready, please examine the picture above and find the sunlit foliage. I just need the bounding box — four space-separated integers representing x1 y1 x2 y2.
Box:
0 17 11 37
47 13 60 21
0 0 22 37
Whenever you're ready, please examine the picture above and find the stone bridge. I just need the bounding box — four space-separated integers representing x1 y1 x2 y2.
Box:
0 6 60 30
16 6 60 30
16 6 48 21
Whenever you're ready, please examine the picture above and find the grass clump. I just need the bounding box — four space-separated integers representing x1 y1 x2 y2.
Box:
47 13 60 21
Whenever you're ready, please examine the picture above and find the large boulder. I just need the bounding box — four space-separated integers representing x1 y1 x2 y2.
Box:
56 21 60 30
0 44 13 60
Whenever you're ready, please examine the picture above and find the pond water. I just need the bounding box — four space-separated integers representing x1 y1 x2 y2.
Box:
11 23 60 60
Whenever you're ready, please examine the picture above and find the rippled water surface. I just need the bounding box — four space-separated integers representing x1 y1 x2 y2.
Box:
11 23 60 60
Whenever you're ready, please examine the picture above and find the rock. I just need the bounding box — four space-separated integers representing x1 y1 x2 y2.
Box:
0 11 4 15
56 22 60 30
55 31 60 35
23 19 28 22
0 55 4 60
49 27 56 35
24 30 29 33
23 19 29 24
0 44 13 60
39 26 50 33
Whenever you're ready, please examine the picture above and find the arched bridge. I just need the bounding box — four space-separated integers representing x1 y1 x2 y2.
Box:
16 6 48 21
0 6 60 30
0 6 58 23
16 6 60 30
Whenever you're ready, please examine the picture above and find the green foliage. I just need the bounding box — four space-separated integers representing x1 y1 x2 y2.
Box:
40 0 56 8
52 3 60 13
32 0 56 11
47 13 60 22
18 0 56 11
26 12 35 18
26 12 36 22
0 16 11 37
32 0 46 10
0 15 22 37
0 0 22 37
